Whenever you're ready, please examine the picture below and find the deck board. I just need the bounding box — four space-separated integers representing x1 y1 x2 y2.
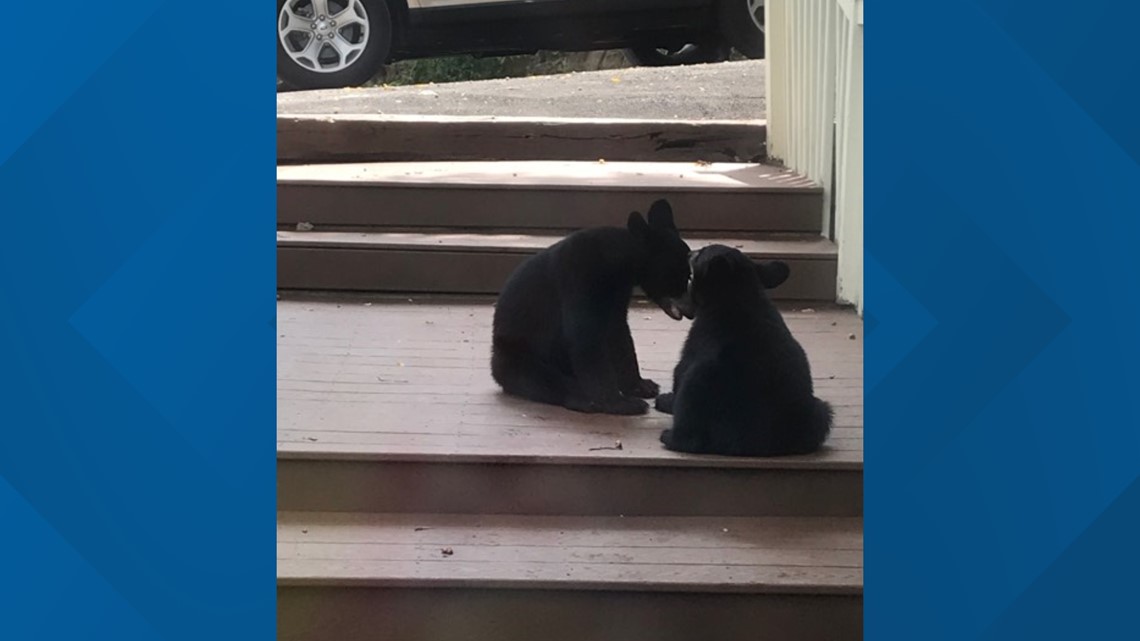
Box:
278 295 863 470
276 230 836 257
278 511 863 594
276 114 768 164
277 161 818 192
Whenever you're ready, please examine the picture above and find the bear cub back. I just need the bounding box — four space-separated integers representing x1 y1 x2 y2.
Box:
658 245 832 456
491 199 693 415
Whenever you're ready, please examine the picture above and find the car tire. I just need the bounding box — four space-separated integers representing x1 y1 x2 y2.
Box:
623 43 731 67
277 0 392 90
719 0 765 59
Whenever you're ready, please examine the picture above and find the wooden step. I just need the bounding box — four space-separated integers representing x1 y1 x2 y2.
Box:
278 511 862 641
277 296 863 516
277 161 823 233
276 231 838 300
278 114 768 164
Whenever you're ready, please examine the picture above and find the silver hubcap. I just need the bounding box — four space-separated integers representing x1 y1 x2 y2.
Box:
279 0 369 73
748 0 765 32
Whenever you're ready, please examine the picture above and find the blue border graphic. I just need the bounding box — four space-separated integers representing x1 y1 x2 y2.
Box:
869 1 1140 638
0 2 275 639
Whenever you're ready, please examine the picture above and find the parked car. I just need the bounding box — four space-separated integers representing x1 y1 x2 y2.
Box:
277 0 765 90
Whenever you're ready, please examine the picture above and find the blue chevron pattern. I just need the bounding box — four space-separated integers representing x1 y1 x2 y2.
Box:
0 2 274 639
870 0 1140 638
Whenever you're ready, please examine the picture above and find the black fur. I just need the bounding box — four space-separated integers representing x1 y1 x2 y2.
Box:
492 199 693 415
656 245 832 456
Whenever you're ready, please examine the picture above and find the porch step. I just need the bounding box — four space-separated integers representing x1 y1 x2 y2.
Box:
277 511 862 641
277 161 823 233
277 296 863 516
277 114 768 164
276 231 838 300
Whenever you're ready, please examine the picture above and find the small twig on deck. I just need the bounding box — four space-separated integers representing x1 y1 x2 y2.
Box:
589 440 624 451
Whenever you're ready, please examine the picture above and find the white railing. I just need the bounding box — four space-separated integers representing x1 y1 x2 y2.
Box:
766 0 863 312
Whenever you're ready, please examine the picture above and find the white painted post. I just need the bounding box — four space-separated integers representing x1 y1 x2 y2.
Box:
764 0 862 310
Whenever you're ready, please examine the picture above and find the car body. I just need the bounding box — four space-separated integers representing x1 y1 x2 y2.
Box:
277 0 765 90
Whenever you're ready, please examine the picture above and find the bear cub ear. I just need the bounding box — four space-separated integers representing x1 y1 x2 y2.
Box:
755 261 791 289
628 211 651 238
646 199 676 230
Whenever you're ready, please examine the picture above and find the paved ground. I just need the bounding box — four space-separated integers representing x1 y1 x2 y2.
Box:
277 60 766 120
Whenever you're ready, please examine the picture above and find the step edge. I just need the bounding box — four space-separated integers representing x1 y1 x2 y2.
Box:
276 447 863 472
277 179 822 194
278 113 769 127
275 575 862 596
276 233 839 258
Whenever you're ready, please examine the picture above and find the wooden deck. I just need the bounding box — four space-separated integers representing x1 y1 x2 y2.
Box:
278 510 863 641
277 160 824 234
277 114 768 164
277 160 817 191
278 511 862 594
276 231 838 300
276 117 860 639
278 296 861 469
278 295 862 516
276 230 836 255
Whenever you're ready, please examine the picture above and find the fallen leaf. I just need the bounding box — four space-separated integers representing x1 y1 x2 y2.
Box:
848 334 857 340
296 221 314 231
305 437 318 442
610 76 622 83
441 547 454 557
695 160 711 166
801 308 816 313
414 527 431 532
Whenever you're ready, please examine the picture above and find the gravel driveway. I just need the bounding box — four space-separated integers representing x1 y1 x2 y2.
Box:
277 60 766 121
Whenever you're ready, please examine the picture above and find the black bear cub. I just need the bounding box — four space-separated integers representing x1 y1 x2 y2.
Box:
492 199 693 415
656 245 832 456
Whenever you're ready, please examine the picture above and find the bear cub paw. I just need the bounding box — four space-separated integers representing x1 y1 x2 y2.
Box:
566 395 650 416
623 378 660 399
